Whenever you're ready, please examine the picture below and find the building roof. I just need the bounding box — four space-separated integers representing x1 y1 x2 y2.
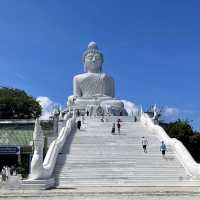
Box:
0 128 33 146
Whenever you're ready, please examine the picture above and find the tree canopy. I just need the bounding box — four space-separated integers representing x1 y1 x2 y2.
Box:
0 87 41 119
161 120 200 162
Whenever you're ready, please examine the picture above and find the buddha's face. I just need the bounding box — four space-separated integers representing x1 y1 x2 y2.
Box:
84 52 102 73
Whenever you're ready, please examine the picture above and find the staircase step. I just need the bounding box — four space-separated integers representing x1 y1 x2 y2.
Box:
53 118 193 187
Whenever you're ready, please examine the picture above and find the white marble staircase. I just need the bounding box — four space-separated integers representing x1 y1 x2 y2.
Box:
54 117 200 187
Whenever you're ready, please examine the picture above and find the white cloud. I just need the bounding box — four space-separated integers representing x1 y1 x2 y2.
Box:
161 106 179 122
122 100 139 116
36 96 61 120
163 107 179 116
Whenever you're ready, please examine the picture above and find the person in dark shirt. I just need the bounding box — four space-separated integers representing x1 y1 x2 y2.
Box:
77 120 81 130
117 122 121 134
111 123 115 134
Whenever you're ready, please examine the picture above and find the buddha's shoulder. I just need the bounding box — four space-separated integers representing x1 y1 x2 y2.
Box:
101 73 114 82
73 73 88 81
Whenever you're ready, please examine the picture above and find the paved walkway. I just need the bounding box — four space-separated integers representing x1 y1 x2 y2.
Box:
1 187 200 199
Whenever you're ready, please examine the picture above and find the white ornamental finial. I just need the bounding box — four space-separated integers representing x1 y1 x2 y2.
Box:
33 118 44 154
140 106 143 114
30 118 44 180
33 118 43 141
153 104 158 120
59 111 63 121
88 41 98 49
153 104 157 113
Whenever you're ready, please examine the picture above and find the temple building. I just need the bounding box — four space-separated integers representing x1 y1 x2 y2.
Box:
0 120 34 175
0 119 54 177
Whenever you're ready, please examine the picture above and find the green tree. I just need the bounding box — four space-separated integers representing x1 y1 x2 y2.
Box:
161 120 200 162
0 87 41 119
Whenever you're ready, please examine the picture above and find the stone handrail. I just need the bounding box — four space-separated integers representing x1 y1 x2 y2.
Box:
140 112 200 178
29 113 76 180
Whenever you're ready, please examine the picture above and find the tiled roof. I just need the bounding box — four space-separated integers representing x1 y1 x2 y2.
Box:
0 129 33 146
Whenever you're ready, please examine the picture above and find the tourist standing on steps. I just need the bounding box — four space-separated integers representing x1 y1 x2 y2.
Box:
117 121 121 134
5 166 9 180
77 109 80 117
160 141 167 158
111 123 115 134
77 119 81 130
141 137 148 153
1 167 6 182
117 118 121 123
10 165 14 176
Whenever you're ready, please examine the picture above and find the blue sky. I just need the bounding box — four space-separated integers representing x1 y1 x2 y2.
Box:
0 0 200 129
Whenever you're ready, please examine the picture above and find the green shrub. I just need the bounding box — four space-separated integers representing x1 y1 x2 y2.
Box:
160 120 200 162
0 87 41 119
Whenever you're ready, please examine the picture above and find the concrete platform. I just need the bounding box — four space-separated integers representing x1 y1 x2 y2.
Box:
1 186 200 199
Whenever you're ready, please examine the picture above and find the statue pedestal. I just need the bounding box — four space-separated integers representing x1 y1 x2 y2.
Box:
67 95 127 116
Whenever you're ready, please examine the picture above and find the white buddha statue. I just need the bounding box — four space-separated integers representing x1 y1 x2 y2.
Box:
67 41 127 116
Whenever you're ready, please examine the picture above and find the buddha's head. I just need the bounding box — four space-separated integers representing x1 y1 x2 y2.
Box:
82 41 104 73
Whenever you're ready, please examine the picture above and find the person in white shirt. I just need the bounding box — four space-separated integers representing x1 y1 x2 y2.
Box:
160 141 167 158
141 137 148 153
